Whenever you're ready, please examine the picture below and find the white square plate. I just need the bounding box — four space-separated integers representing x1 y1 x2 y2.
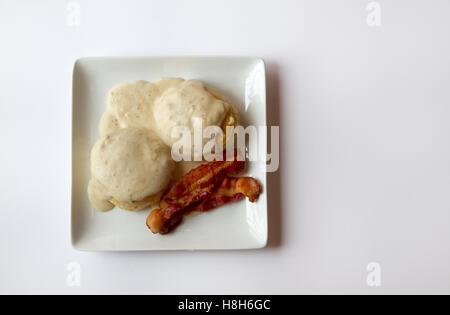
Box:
72 56 267 251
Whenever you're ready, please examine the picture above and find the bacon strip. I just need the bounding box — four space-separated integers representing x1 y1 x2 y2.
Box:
146 152 262 234
191 177 262 212
147 177 262 234
160 150 245 216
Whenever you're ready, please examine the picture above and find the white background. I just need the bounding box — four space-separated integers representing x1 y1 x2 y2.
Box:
1 0 450 294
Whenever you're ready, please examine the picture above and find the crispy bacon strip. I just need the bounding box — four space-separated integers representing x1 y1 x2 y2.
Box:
160 150 245 216
146 151 262 234
191 177 262 212
147 177 262 234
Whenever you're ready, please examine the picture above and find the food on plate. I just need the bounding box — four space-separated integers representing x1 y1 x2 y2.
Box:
88 128 174 211
100 78 239 146
89 78 241 212
153 79 238 147
87 77 262 235
146 151 263 234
